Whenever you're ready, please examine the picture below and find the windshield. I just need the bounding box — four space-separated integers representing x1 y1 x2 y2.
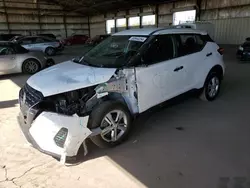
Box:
82 35 148 68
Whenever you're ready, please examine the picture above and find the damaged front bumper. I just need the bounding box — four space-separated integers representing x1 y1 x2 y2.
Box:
18 110 93 160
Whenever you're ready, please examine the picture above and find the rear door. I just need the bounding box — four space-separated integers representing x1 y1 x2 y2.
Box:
172 34 207 92
0 46 17 74
19 37 34 50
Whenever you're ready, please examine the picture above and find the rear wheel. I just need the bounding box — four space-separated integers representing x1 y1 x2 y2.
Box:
45 47 56 56
89 101 132 148
22 59 40 74
200 72 221 101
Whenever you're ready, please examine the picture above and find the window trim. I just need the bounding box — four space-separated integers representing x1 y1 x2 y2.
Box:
174 34 207 58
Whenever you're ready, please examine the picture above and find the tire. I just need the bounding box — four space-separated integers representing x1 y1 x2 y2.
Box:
200 72 222 101
45 47 56 56
88 101 132 148
22 59 41 74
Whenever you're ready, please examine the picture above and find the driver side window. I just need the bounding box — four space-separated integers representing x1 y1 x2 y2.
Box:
143 35 175 65
0 46 15 56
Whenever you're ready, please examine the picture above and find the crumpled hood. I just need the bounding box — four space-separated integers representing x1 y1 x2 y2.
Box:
27 61 116 97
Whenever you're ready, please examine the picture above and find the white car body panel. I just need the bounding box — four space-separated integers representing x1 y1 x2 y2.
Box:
27 61 116 97
19 28 225 161
30 112 91 157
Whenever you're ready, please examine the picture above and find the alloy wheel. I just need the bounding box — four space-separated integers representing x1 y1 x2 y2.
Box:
207 76 220 98
100 110 128 142
24 60 39 74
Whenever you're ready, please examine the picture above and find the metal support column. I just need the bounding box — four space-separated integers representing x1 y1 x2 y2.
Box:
2 0 10 33
155 4 159 28
87 16 91 37
196 0 202 21
139 7 143 28
126 10 129 30
114 13 117 33
37 0 42 33
63 13 68 37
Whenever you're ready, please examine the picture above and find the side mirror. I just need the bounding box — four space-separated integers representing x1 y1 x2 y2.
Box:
246 37 250 41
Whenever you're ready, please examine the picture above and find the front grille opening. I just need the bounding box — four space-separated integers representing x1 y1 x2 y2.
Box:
54 128 68 148
23 84 44 107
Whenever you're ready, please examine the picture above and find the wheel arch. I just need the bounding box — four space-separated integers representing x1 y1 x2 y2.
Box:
209 65 224 80
43 45 55 53
201 64 224 88
98 93 135 116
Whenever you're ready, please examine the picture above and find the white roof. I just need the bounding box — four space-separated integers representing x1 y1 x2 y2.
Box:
113 27 207 36
113 28 161 36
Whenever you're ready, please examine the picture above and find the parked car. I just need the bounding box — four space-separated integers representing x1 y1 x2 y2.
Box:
63 34 89 45
0 42 54 75
9 35 24 42
18 28 225 161
38 33 56 39
0 34 22 41
14 36 64 56
86 34 110 45
237 38 250 61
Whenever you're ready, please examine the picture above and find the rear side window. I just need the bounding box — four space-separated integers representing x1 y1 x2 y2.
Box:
34 37 45 43
19 38 33 45
175 34 206 57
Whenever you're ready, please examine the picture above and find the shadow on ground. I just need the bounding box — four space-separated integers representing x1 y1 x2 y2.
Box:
0 99 18 109
70 48 250 188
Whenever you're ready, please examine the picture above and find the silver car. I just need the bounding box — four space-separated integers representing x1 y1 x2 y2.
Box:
13 36 64 56
0 42 54 75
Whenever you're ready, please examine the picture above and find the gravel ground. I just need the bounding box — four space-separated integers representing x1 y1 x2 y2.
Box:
0 45 250 188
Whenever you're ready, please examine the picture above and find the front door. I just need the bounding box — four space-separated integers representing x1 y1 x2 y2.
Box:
135 34 186 113
19 37 34 50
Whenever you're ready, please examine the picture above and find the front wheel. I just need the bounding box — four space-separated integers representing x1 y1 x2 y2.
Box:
200 72 221 101
89 101 132 148
22 59 40 74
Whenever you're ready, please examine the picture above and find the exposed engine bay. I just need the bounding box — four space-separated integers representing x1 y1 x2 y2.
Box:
40 86 97 116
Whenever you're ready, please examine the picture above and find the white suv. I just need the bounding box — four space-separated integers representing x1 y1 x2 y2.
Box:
18 28 225 160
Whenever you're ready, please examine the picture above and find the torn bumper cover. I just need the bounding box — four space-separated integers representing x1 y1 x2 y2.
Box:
18 111 92 159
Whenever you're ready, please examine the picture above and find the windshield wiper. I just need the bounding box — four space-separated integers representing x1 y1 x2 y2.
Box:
80 58 103 68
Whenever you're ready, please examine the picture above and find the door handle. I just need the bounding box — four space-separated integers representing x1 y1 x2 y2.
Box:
174 66 184 72
206 52 213 57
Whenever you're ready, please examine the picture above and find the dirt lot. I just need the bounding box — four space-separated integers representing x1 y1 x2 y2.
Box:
0 45 250 188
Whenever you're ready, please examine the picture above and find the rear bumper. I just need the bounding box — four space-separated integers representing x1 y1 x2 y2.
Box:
237 50 250 60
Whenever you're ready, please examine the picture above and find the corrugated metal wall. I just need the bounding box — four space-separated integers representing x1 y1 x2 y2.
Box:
0 0 88 37
208 18 250 44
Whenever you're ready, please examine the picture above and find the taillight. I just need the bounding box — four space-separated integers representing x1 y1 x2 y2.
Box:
218 48 224 55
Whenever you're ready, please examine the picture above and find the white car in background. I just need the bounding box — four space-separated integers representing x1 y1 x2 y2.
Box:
13 36 64 56
18 28 225 161
0 42 54 75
